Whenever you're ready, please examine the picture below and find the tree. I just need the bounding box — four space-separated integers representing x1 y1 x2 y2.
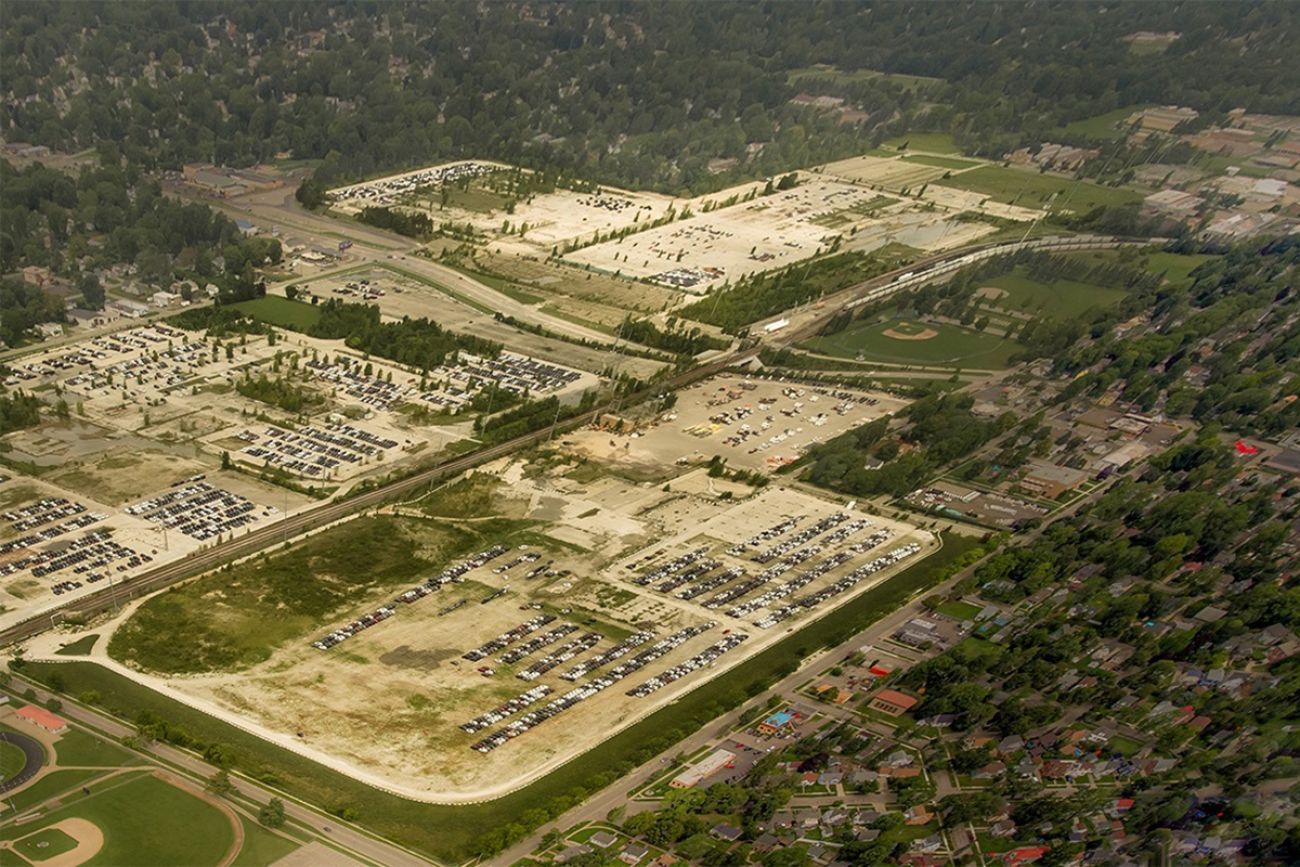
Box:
78 272 105 309
207 769 236 797
259 798 286 828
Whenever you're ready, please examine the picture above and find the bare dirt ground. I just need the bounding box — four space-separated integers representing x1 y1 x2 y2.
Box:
566 374 911 473
65 470 930 805
37 423 935 801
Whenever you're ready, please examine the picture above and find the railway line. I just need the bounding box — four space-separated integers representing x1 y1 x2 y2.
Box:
0 232 1158 648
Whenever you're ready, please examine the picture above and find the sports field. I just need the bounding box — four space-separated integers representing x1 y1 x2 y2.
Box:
978 269 1128 319
936 165 1142 213
1057 105 1146 140
17 533 978 863
881 132 961 154
1 773 234 866
1 739 28 781
231 295 322 330
804 318 1023 368
902 154 980 170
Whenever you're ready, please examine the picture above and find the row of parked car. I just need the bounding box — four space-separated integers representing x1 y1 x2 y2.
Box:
460 684 554 734
751 512 850 564
517 632 601 681
463 614 557 661
0 511 102 557
756 542 922 629
725 515 801 557
629 545 710 587
655 558 721 594
626 633 750 697
313 605 396 650
313 545 511 650
558 631 655 682
703 546 821 610
676 566 745 601
470 623 717 753
500 624 577 665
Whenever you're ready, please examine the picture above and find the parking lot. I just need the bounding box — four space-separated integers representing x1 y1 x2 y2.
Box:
125 478 277 542
566 374 909 473
237 422 402 479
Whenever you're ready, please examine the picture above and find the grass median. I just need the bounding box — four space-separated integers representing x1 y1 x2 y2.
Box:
16 532 981 862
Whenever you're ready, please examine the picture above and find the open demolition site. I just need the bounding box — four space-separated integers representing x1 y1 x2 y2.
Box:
326 157 1035 296
32 375 935 800
0 315 593 634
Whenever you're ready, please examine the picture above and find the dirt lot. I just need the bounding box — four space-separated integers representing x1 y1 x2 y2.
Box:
291 264 666 380
79 445 934 800
566 374 911 473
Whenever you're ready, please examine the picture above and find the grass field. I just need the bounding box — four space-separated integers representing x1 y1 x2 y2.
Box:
1057 105 1145 140
109 515 514 674
1 739 28 781
937 165 1142 213
881 132 961 154
787 66 942 93
980 269 1128 319
232 296 322 331
14 827 79 861
230 815 300 867
22 534 980 862
0 772 235 866
1071 249 1217 290
1109 734 1145 757
935 600 982 620
54 635 99 656
53 728 140 769
902 154 980 170
805 319 1023 368
3 769 104 813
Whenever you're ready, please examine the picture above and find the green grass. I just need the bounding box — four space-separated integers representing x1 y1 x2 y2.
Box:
1072 249 1216 290
953 637 1003 666
980 268 1128 320
902 154 980 170
1 738 30 781
0 772 235 866
53 727 139 769
230 814 300 867
1057 106 1146 140
232 296 322 330
938 165 1142 213
441 262 545 306
19 534 978 863
1 769 107 813
1108 735 1144 757
881 132 960 154
109 515 504 674
935 600 982 620
804 319 1023 369
54 635 99 656
14 827 79 861
788 67 941 93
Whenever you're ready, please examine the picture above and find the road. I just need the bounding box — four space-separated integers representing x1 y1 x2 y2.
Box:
4 673 434 867
495 535 980 864
203 187 613 346
0 349 751 648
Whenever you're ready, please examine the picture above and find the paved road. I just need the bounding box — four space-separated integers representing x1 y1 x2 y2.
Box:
496 536 984 864
206 188 613 345
5 674 434 867
0 350 750 648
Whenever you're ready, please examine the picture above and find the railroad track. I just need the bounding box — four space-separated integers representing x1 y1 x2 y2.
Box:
0 351 753 647
0 232 1161 647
